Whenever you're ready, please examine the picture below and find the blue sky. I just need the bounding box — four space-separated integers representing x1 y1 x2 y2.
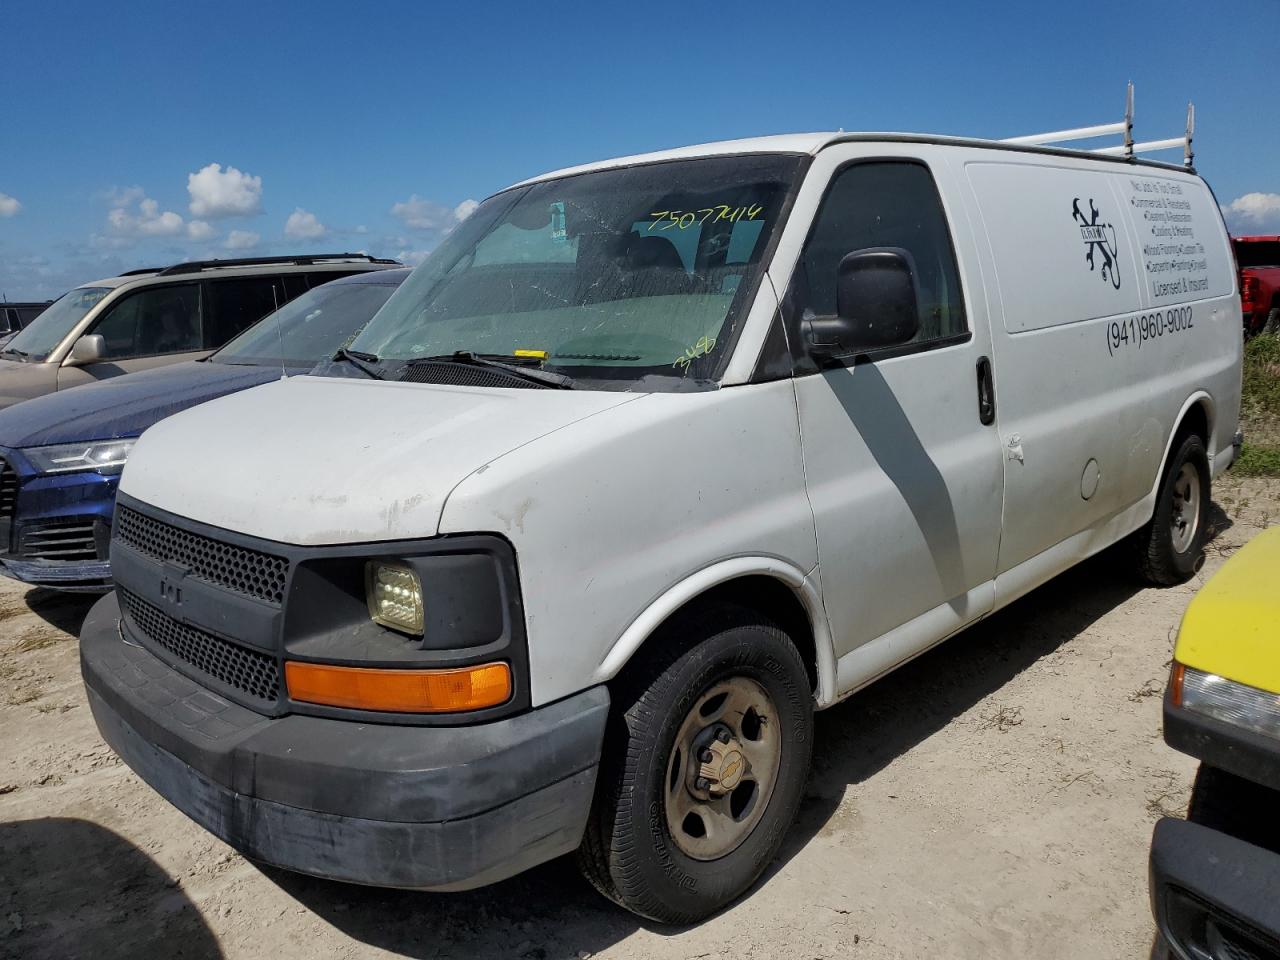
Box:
2 0 1278 299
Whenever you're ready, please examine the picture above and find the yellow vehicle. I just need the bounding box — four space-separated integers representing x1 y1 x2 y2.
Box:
1153 526 1280 960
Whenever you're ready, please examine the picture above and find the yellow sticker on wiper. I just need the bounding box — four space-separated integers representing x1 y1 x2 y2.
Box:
514 349 549 361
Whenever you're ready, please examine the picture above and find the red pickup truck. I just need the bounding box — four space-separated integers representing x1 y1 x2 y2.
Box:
1234 236 1280 336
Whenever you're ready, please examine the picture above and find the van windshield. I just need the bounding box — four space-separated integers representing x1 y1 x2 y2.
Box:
350 154 804 386
2 287 112 362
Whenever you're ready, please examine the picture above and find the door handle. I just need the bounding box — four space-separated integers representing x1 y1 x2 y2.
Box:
976 356 996 426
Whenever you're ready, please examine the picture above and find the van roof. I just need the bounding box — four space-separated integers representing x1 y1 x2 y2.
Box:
512 131 1198 189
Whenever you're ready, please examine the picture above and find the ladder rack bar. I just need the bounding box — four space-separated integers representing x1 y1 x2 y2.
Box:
1001 120 1129 147
1093 136 1187 157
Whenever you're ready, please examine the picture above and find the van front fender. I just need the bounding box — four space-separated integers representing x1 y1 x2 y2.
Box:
592 557 838 707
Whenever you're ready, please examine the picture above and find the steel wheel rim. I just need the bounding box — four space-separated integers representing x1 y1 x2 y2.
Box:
663 676 782 861
1170 462 1201 555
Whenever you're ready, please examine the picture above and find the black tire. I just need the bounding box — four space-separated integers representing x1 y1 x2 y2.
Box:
1265 307 1280 336
577 603 813 923
1132 432 1210 585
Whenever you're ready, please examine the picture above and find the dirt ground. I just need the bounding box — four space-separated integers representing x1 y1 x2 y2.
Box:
2 477 1277 960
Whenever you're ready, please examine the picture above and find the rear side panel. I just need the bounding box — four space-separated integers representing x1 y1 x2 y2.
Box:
958 153 1240 581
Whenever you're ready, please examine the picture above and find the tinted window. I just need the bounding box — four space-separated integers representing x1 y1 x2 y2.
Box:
1235 241 1280 269
204 276 284 347
282 274 310 300
213 279 401 367
0 309 14 334
90 284 202 359
795 162 966 344
15 307 44 326
305 270 362 289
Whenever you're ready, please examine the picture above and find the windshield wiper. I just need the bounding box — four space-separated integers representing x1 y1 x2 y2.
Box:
331 347 387 381
1 348 30 362
405 351 574 389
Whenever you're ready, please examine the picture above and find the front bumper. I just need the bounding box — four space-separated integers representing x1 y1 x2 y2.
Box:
80 592 610 890
1165 689 1280 794
1151 818 1280 960
0 453 118 591
0 555 111 592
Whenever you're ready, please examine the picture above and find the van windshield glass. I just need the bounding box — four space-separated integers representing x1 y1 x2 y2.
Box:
212 279 401 368
2 287 112 361
351 154 803 386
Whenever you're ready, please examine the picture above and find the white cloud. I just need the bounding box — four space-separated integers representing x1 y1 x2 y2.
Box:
225 229 260 250
284 207 327 239
0 193 22 217
395 247 434 266
391 194 480 232
187 162 263 219
186 220 216 242
107 196 186 238
1223 192 1280 231
354 224 368 234
101 185 145 207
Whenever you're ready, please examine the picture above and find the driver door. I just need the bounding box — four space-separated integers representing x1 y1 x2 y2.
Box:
786 151 1005 692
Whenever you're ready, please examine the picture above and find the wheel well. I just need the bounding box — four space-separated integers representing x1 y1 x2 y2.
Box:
622 575 819 693
1174 400 1210 451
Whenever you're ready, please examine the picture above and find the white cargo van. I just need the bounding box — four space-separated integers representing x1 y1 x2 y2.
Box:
80 132 1241 923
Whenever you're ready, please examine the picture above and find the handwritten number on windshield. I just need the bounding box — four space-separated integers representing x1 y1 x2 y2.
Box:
648 204 764 231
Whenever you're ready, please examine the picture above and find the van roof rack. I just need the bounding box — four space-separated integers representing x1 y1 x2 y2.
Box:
155 253 399 277
1001 83 1195 169
118 267 164 277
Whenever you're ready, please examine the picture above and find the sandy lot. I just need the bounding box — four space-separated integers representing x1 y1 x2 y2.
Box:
2 477 1277 960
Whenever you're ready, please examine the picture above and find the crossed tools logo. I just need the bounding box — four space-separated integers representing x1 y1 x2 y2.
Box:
1072 198 1122 290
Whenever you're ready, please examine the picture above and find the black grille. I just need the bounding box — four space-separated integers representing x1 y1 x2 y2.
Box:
19 519 98 561
119 588 280 703
401 361 547 389
0 460 16 519
114 506 289 604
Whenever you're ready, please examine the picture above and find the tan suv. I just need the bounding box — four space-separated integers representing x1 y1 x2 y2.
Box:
0 254 398 410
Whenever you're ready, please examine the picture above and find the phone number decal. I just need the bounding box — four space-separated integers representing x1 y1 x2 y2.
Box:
1106 306 1194 356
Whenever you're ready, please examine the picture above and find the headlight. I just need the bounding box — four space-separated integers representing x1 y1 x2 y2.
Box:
365 560 424 635
24 439 136 475
1174 663 1280 741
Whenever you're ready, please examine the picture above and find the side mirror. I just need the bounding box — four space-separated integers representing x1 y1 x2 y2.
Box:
65 334 107 367
804 247 920 361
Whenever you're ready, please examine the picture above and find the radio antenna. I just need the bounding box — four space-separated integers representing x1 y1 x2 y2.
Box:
271 281 286 380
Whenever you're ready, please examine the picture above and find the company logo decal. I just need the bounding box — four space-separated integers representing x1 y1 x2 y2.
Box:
1073 198 1121 290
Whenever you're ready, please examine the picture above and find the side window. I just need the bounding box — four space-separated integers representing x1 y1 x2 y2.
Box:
89 284 202 359
282 274 310 300
204 276 284 347
304 270 358 290
0 309 13 334
16 307 44 326
796 161 967 345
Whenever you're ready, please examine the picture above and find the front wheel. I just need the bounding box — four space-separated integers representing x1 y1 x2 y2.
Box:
578 605 813 923
1132 432 1210 585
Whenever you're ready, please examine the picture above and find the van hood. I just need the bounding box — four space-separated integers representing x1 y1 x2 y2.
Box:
0 361 288 449
120 375 643 545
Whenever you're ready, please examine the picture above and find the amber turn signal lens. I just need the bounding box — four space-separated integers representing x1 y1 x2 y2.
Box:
285 661 512 713
1170 662 1185 707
